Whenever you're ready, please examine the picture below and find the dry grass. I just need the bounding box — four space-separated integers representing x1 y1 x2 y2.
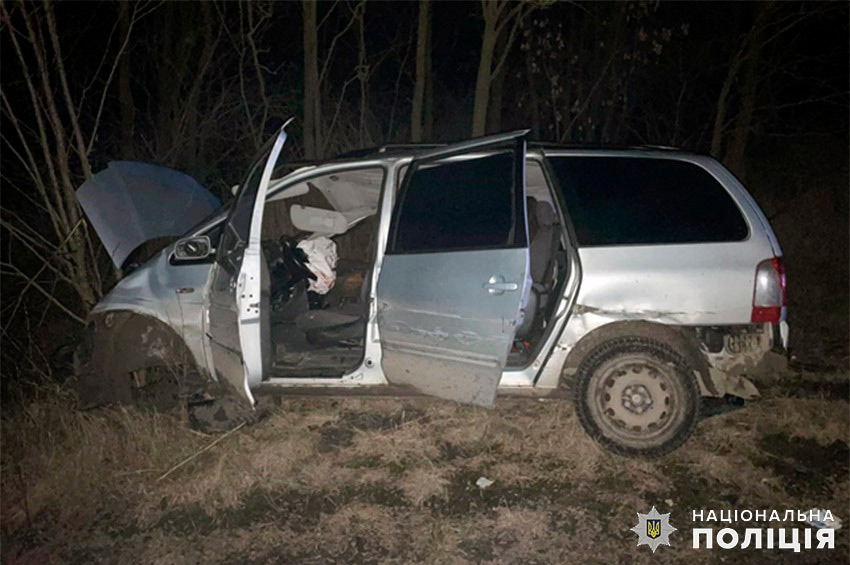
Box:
1 387 202 533
2 378 848 564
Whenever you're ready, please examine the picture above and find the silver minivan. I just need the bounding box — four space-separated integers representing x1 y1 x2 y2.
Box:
75 126 789 456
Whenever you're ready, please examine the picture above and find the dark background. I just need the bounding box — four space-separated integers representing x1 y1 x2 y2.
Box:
1 1 848 394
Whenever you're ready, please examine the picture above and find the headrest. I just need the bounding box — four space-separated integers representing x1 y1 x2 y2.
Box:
535 200 557 227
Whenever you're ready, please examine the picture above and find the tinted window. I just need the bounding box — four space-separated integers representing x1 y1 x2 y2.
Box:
548 157 748 246
390 152 518 253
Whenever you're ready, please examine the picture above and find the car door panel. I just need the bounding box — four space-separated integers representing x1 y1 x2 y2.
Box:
378 247 529 405
206 124 289 404
376 130 531 407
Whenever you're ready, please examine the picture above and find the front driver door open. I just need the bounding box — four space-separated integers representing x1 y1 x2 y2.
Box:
376 130 531 406
206 124 289 405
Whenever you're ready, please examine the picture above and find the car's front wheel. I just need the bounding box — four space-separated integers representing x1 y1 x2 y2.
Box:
571 337 700 457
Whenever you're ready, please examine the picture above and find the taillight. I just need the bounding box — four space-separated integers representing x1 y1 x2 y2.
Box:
751 256 786 323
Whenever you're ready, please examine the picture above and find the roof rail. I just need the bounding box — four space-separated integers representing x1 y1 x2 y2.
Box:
334 143 445 160
532 141 686 152
635 144 683 151
328 140 688 161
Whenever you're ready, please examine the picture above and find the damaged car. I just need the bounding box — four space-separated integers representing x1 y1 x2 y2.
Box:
74 124 789 456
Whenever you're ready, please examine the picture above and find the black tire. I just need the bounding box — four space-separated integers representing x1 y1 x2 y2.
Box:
570 337 700 457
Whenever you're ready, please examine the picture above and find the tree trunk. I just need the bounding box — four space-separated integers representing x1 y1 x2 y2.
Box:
723 4 768 180
471 13 497 137
356 1 369 147
524 40 540 139
423 8 434 141
411 0 430 142
472 1 527 137
118 1 135 159
711 51 742 158
302 0 321 158
486 30 507 134
723 46 760 179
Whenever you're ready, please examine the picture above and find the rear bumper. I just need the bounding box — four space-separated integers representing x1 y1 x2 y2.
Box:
696 323 789 397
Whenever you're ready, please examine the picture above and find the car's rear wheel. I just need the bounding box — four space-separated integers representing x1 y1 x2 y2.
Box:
571 337 700 457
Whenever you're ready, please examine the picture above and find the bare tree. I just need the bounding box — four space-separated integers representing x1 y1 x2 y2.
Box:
303 0 369 156
471 0 531 137
709 2 822 179
422 16 434 141
302 0 322 158
720 4 766 179
520 3 679 144
117 2 136 159
0 0 153 323
486 29 508 133
353 0 370 147
222 1 278 151
410 0 430 142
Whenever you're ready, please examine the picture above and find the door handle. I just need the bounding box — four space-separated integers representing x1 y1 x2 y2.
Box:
483 275 518 295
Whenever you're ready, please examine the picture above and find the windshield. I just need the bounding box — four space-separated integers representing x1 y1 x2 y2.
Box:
181 201 230 237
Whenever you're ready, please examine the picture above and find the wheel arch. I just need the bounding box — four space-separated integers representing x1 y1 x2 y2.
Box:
75 310 215 406
560 320 718 396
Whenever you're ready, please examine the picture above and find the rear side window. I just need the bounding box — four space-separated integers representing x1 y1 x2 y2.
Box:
548 157 748 246
389 152 518 253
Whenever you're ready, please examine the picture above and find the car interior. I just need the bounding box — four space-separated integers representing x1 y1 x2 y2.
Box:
259 160 569 378
507 161 570 366
260 167 383 377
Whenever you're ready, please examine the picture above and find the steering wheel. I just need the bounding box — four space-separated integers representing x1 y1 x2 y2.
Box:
279 236 316 283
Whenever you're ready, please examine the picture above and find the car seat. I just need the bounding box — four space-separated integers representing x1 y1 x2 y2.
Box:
516 198 560 338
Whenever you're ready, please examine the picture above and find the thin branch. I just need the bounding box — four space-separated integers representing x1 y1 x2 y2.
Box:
321 74 358 155
0 262 86 325
561 54 615 143
387 25 413 139
86 1 152 155
491 3 528 81
158 423 246 481
317 0 340 31
44 0 91 178
246 1 271 147
1 1 70 231
3 219 84 325
318 5 358 86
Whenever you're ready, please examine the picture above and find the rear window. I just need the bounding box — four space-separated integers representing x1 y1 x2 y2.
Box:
548 157 748 246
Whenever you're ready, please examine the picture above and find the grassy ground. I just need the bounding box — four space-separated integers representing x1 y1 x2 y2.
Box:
1 372 847 564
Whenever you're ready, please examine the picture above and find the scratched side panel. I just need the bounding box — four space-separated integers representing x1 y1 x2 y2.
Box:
376 247 529 406
575 238 773 326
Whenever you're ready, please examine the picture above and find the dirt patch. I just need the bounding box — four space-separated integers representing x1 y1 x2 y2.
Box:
437 468 573 516
768 378 850 401
758 433 849 497
317 406 426 452
157 482 409 538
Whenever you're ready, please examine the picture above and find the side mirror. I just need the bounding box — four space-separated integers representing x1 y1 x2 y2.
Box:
173 235 212 261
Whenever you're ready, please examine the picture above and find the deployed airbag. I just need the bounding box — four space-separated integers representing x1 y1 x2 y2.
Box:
296 236 338 294
290 205 348 235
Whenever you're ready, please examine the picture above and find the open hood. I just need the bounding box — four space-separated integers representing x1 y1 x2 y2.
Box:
76 161 221 268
